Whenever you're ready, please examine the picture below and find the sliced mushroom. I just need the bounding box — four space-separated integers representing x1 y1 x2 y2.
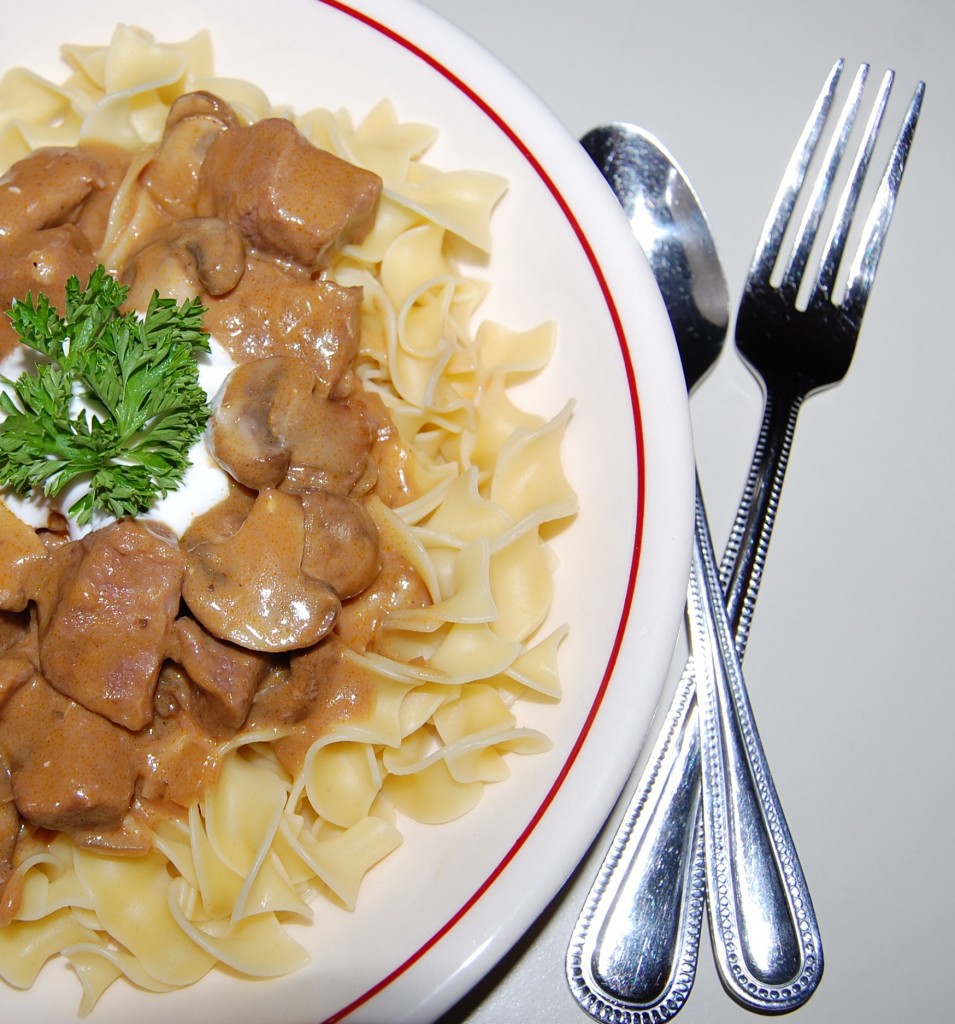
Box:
182 487 340 652
207 356 375 494
166 91 241 133
206 357 309 490
301 490 380 599
140 90 240 219
121 216 246 310
181 483 255 551
282 391 377 496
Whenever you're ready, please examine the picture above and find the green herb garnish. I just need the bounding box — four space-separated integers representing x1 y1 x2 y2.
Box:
0 265 211 525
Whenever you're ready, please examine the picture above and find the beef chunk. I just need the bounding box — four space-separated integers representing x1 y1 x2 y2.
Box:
203 255 362 394
0 147 102 236
0 676 137 836
0 631 35 714
36 519 185 730
0 224 97 358
166 616 269 730
0 145 129 356
197 118 381 271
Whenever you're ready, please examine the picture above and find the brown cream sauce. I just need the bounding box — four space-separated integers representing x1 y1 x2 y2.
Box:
0 92 432 924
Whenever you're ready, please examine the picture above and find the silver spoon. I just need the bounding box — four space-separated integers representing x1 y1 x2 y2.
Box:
565 121 726 1021
567 124 814 1020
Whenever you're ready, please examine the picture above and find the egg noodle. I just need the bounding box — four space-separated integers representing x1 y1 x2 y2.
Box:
0 25 576 1014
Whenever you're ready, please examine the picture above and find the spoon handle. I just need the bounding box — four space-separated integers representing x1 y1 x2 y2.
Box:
565 478 721 1021
689 476 823 1011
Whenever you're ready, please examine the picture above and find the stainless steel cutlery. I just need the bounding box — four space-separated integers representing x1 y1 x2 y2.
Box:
569 59 924 1020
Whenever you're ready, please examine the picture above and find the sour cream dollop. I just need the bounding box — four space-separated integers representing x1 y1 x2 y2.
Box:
0 336 237 538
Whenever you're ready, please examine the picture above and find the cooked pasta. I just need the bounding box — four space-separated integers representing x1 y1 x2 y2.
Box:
0 25 576 1013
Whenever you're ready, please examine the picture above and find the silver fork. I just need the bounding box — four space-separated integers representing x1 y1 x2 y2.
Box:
701 60 924 1011
568 60 925 1021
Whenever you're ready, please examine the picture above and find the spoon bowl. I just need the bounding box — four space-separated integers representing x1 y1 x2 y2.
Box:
580 124 729 390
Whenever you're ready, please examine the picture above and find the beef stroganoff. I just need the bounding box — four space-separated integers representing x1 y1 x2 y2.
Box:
0 25 576 1013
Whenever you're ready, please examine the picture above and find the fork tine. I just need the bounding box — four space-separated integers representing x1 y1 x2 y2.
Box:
749 59 844 286
839 79 926 321
780 64 870 300
810 69 894 303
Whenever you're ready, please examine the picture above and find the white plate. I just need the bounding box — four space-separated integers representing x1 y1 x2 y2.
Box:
1 1 694 1020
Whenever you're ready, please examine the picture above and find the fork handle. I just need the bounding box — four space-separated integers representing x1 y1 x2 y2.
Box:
720 383 803 648
689 478 823 1011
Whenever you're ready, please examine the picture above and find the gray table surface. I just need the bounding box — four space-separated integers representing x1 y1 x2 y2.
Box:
418 1 955 1023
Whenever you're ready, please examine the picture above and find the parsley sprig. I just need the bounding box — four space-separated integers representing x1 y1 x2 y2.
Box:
0 266 211 525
